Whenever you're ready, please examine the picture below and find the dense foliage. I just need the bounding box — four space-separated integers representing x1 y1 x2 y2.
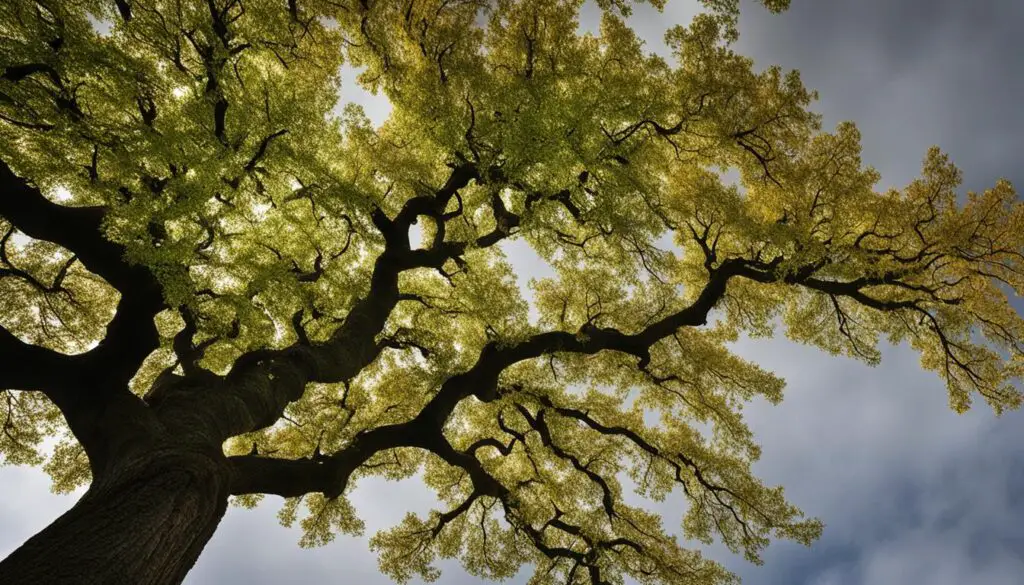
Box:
1 1 1022 583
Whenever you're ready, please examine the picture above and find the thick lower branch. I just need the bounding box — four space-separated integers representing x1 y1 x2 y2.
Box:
0 325 76 392
0 160 161 301
224 258 757 501
0 159 165 390
0 159 167 469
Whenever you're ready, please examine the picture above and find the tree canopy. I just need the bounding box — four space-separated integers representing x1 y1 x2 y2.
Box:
1 0 1022 584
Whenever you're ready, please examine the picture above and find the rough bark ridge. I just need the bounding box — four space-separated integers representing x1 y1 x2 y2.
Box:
0 159 234 584
0 447 230 585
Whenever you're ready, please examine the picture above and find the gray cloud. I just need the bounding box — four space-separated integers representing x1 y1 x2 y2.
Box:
716 337 1024 584
0 465 82 556
732 0 1024 193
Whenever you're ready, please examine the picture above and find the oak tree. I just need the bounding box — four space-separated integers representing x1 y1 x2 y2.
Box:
1 0 1022 583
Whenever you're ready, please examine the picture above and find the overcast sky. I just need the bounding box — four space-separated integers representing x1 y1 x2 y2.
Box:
3 1 1024 584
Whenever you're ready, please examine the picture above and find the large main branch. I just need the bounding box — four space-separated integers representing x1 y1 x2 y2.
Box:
222 259 768 583
0 161 166 387
225 255 762 497
0 159 167 466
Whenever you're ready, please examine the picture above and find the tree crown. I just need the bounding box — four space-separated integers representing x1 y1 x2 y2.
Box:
1 0 1021 583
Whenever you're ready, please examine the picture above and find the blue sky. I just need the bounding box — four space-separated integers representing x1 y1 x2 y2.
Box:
2 1 1023 584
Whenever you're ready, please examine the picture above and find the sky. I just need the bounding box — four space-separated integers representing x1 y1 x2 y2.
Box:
3 0 1024 584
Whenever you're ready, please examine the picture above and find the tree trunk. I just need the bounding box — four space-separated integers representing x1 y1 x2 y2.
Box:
0 447 230 585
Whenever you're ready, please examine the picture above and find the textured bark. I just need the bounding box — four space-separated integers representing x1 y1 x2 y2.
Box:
0 447 230 585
